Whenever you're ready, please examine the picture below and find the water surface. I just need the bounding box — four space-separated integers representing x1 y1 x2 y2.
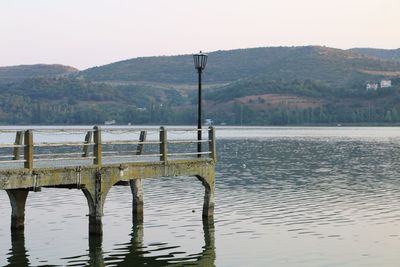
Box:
1 126 400 266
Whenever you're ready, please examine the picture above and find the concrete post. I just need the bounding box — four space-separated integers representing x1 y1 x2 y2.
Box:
24 130 33 170
82 171 111 235
6 189 29 230
130 178 144 224
159 127 167 162
93 126 102 166
82 131 93 158
13 131 23 160
136 131 147 155
208 126 217 162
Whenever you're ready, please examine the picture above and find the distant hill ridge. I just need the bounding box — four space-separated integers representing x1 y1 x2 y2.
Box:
0 64 78 82
0 45 400 125
79 46 400 87
1 46 400 85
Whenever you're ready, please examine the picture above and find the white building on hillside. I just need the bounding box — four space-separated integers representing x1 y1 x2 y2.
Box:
380 80 392 88
366 82 378 90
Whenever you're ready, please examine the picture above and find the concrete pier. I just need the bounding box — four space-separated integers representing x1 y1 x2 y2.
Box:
0 126 216 236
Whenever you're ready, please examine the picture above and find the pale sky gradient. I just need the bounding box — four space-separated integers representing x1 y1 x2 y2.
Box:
0 0 399 69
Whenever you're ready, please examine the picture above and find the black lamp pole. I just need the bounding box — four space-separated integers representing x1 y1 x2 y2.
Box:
193 51 208 157
197 68 202 156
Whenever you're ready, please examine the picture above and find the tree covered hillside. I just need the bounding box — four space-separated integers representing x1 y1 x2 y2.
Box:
204 78 400 125
1 46 400 125
350 48 400 63
0 77 192 124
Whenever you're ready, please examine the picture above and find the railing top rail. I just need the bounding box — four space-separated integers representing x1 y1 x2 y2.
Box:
0 125 216 169
0 130 25 133
0 128 94 133
0 126 214 133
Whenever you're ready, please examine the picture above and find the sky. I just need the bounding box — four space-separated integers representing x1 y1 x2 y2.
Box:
0 0 399 69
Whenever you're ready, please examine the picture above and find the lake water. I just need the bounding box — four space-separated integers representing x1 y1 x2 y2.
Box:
2 126 400 266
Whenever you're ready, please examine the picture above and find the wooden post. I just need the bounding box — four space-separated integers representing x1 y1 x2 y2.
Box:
82 131 93 158
24 130 33 170
208 127 216 162
159 127 167 162
13 131 23 160
136 131 147 155
93 126 102 166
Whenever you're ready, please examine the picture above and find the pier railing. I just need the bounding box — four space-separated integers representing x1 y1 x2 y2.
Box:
0 126 216 170
0 127 217 235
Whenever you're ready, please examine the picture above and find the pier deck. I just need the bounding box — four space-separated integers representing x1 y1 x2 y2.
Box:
0 126 216 235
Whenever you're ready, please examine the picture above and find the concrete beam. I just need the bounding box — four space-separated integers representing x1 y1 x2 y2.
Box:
0 159 214 190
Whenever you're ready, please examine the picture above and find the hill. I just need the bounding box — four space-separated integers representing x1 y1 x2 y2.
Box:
0 64 78 83
79 46 400 87
350 48 400 63
2 46 400 125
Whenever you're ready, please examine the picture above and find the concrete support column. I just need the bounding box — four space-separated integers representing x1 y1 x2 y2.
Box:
130 178 144 224
197 173 215 219
132 222 144 248
6 189 29 230
82 171 112 235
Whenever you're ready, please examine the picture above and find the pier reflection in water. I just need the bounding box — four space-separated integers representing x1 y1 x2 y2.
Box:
6 231 30 267
6 219 215 267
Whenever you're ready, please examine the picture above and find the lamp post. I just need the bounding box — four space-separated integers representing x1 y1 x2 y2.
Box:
193 51 208 157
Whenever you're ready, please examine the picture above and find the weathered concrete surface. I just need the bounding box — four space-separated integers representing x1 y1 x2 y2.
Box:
0 159 215 190
6 189 29 230
0 159 215 235
82 171 113 235
130 178 144 224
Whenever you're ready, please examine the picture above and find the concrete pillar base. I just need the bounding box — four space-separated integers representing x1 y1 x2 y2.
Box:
6 189 29 230
130 178 144 224
82 171 112 236
88 216 103 236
